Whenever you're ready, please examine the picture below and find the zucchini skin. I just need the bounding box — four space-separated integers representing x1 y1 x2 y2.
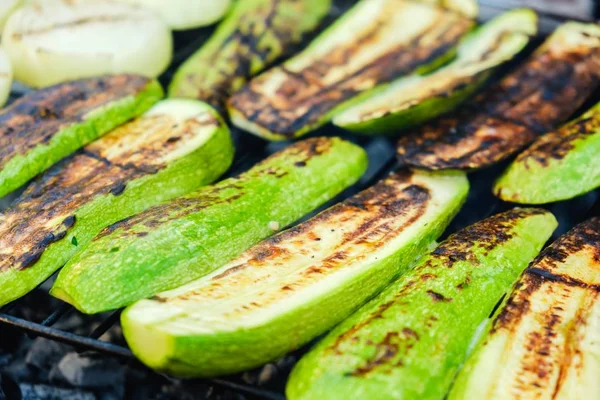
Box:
494 101 600 204
228 0 476 141
397 22 600 171
168 0 330 110
0 75 163 198
287 208 557 400
0 100 233 307
333 9 537 135
51 137 368 314
121 169 468 377
449 218 600 400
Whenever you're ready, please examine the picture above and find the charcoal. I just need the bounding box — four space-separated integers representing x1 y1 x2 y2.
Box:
52 352 124 395
19 383 94 400
2 358 32 383
0 373 22 400
257 364 278 386
25 339 70 372
157 381 245 400
0 354 12 368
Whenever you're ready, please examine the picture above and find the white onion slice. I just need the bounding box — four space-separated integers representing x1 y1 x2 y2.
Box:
0 47 13 106
0 0 22 32
2 0 172 88
112 0 233 30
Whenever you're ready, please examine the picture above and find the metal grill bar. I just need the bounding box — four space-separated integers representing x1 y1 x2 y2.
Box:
0 314 134 359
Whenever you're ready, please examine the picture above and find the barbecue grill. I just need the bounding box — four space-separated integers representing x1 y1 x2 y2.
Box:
1 1 599 399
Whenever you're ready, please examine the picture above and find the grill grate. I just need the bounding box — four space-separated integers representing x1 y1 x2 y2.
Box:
0 2 598 399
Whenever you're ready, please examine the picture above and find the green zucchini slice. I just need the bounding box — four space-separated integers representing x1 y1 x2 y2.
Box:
0 99 233 307
332 9 537 135
397 22 600 170
50 137 368 314
0 75 163 198
494 101 600 204
228 0 477 141
287 208 557 400
168 0 330 110
120 169 468 377
449 218 600 400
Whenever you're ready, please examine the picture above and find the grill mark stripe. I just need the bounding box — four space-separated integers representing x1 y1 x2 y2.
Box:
526 267 600 292
397 30 600 170
0 75 151 171
230 4 472 137
162 172 431 313
0 111 222 273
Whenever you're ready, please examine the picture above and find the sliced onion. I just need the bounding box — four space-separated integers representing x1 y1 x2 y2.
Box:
0 47 12 106
2 0 172 88
112 0 233 30
0 0 22 32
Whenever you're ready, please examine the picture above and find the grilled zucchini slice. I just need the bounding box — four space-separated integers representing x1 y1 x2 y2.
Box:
449 218 600 400
121 169 468 377
287 208 557 400
397 22 600 170
0 99 233 307
168 0 330 110
228 0 477 141
333 9 537 135
0 75 163 198
494 101 600 204
51 137 368 314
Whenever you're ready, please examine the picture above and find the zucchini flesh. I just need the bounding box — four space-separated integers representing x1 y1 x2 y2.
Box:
397 22 600 170
332 9 537 134
168 0 330 110
287 208 557 400
0 75 163 198
0 99 233 307
121 169 468 377
494 101 600 204
449 218 600 400
228 0 476 141
50 137 368 314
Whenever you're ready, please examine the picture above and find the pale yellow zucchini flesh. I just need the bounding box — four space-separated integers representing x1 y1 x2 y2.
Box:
228 0 477 140
449 218 600 400
396 22 600 170
332 8 537 134
121 169 469 377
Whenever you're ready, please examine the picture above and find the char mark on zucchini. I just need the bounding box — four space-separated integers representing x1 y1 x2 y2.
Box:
229 0 475 139
120 168 467 377
397 23 600 170
429 207 549 266
157 171 431 304
169 0 330 110
449 218 600 400
333 9 539 135
324 209 547 362
96 136 335 241
0 105 224 273
286 208 556 400
521 111 600 167
492 219 600 335
493 100 600 204
491 218 600 333
232 17 470 136
49 136 367 313
0 75 151 171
